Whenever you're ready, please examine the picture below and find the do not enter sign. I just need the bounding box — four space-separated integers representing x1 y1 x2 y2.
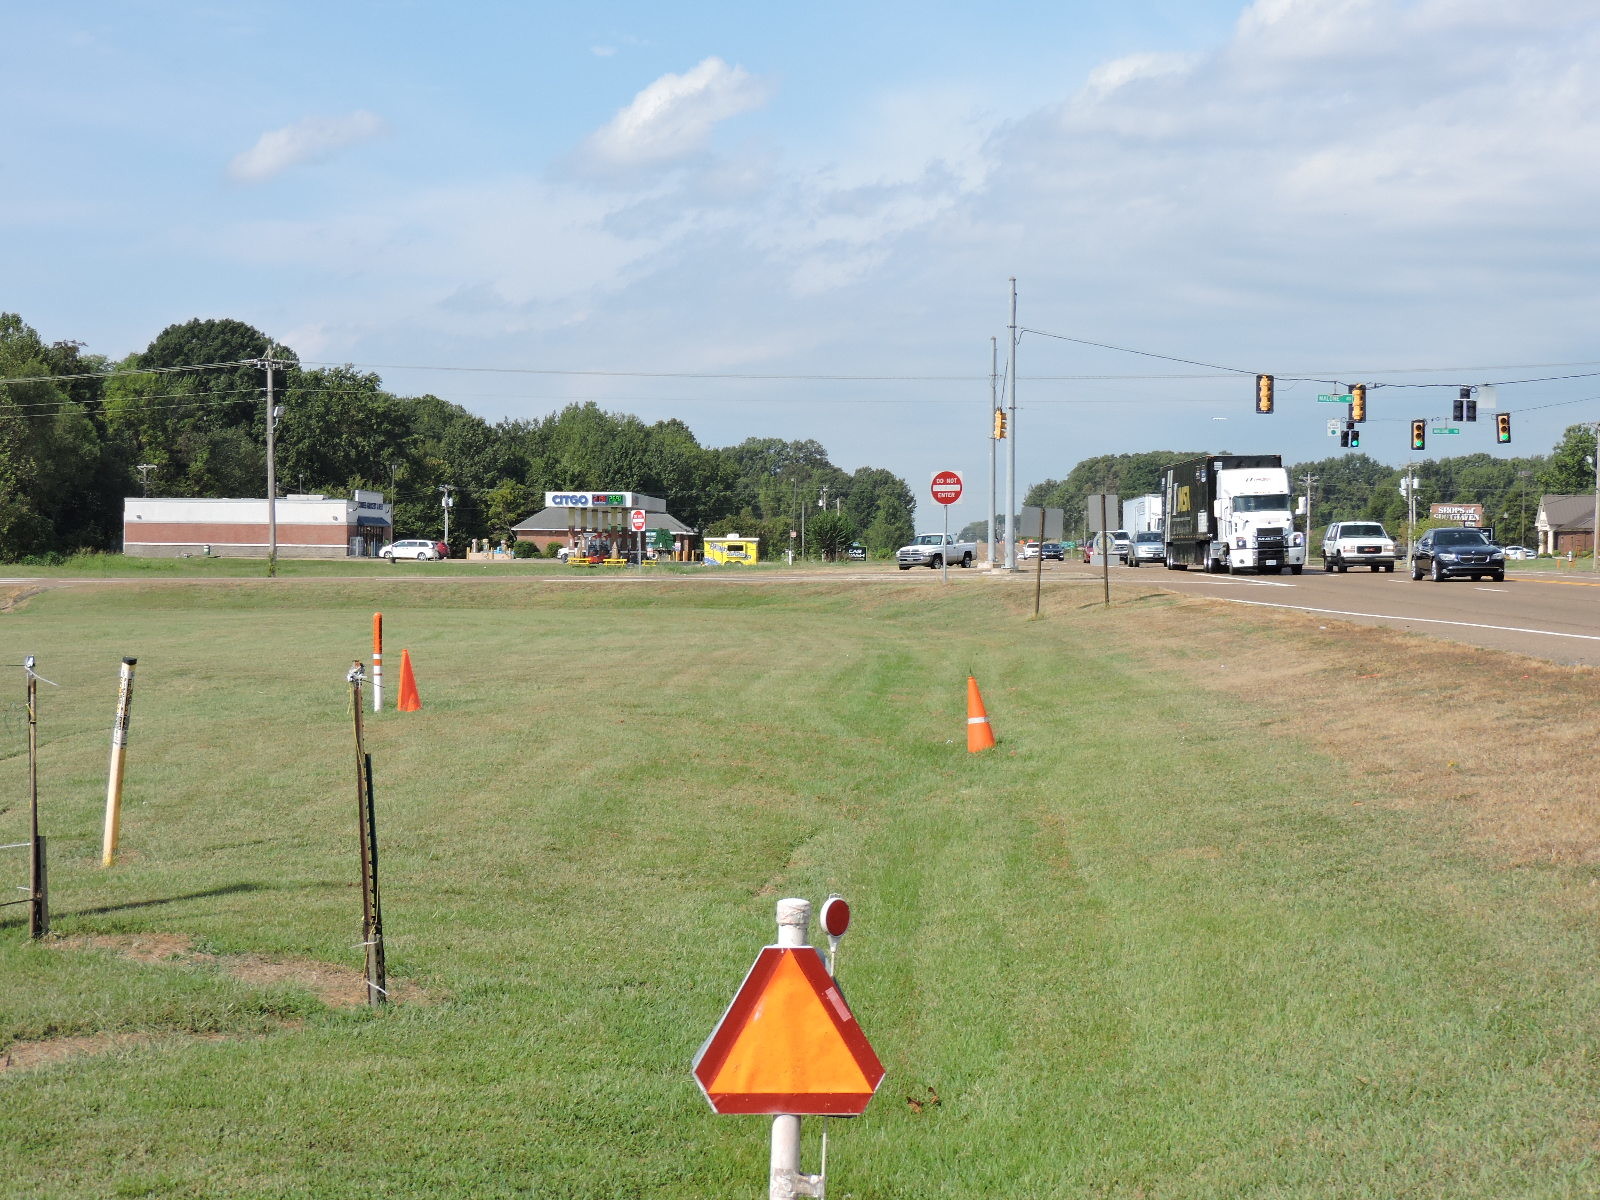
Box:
931 471 963 505
630 509 647 532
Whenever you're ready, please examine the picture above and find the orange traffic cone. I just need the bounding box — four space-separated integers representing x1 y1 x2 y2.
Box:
966 675 996 752
397 649 422 712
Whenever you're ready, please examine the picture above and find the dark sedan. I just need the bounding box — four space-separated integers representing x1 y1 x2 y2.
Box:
1409 527 1505 582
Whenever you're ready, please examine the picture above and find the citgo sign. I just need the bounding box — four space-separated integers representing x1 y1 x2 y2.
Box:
547 493 629 507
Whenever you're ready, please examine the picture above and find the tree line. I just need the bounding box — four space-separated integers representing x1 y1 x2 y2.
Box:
0 314 916 561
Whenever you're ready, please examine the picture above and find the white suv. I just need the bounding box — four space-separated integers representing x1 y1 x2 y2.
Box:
380 539 441 561
1322 521 1396 573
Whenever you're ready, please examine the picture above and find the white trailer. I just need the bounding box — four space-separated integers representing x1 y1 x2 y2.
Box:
1122 494 1163 533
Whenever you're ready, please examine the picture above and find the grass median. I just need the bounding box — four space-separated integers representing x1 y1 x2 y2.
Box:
1 578 1596 1198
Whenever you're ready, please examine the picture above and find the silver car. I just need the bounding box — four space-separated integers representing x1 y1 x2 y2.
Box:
1126 530 1165 566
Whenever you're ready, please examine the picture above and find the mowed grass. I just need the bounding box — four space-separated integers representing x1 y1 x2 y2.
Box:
0 579 1597 1198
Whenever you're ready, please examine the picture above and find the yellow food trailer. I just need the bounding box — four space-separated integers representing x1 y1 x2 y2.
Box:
704 535 760 565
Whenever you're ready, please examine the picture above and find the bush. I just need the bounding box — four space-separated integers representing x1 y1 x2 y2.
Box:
513 541 538 559
542 542 562 558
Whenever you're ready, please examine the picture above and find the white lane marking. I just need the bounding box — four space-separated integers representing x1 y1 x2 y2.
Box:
1196 578 1296 588
1474 587 1509 593
1211 598 1600 642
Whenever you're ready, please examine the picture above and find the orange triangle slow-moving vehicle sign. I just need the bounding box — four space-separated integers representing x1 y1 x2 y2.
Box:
692 946 885 1115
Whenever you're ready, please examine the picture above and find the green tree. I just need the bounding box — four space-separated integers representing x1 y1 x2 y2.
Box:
864 493 914 554
807 510 857 560
1540 424 1597 494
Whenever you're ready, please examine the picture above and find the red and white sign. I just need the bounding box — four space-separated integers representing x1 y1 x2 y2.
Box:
630 509 647 532
692 946 885 1116
930 471 963 505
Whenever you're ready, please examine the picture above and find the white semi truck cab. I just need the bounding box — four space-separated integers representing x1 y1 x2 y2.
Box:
1162 454 1307 575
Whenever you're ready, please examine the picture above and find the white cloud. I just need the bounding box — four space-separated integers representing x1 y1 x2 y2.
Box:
228 111 388 183
579 57 772 171
591 44 617 57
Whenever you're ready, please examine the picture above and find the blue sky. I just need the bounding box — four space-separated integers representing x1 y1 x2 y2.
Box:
7 1 1599 527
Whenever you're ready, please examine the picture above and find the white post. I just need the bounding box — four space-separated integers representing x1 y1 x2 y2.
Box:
101 656 137 867
941 502 949 584
770 898 821 1200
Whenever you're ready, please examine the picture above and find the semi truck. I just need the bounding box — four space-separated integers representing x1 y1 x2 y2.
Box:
1161 454 1306 574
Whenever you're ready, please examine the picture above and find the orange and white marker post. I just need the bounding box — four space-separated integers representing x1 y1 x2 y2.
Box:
101 656 138 867
372 613 383 712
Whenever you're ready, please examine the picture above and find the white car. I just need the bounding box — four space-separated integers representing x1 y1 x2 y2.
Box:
379 539 441 561
1503 545 1534 559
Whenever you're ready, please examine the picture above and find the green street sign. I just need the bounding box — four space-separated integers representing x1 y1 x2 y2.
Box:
1317 393 1353 403
1430 427 1461 435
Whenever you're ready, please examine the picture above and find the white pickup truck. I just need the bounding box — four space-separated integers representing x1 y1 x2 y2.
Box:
896 533 976 570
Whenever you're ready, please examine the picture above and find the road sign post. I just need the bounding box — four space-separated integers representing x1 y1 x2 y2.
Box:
630 509 646 568
931 471 963 585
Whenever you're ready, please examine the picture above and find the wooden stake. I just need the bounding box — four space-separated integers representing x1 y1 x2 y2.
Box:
102 656 138 867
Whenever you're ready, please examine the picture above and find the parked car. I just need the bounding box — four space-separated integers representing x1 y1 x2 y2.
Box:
1503 545 1534 559
1126 529 1165 566
1409 527 1505 582
380 538 441 561
1323 521 1397 573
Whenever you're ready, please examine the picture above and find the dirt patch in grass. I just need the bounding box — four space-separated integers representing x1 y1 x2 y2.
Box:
0 584 50 613
1071 590 1600 872
52 933 430 1007
0 1031 233 1074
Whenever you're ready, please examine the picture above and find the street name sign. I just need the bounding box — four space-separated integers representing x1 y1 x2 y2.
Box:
1431 427 1462 435
1318 393 1354 403
692 946 885 1116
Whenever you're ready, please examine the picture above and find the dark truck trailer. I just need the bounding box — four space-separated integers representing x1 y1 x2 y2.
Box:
1162 454 1306 574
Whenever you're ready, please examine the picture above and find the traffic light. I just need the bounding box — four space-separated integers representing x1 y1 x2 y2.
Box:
993 409 1006 439
1411 419 1427 451
1496 412 1512 444
1465 399 1477 422
1255 374 1274 414
1340 428 1350 447
1350 383 1367 422
1452 397 1465 422
1348 422 1360 448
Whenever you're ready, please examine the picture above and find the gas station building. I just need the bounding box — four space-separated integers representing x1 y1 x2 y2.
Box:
511 492 698 559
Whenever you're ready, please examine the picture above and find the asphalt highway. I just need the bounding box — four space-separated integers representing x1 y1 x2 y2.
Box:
1075 560 1600 667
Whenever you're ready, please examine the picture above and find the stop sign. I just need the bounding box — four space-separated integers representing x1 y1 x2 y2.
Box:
930 471 963 505
630 509 647 532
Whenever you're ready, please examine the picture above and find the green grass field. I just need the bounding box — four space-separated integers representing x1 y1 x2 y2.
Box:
1 579 1597 1198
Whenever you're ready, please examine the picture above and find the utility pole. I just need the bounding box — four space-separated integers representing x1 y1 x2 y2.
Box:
1301 471 1318 552
986 337 998 568
135 463 157 497
1403 469 1419 552
252 350 286 578
439 484 454 547
1590 422 1599 572
1004 277 1018 571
